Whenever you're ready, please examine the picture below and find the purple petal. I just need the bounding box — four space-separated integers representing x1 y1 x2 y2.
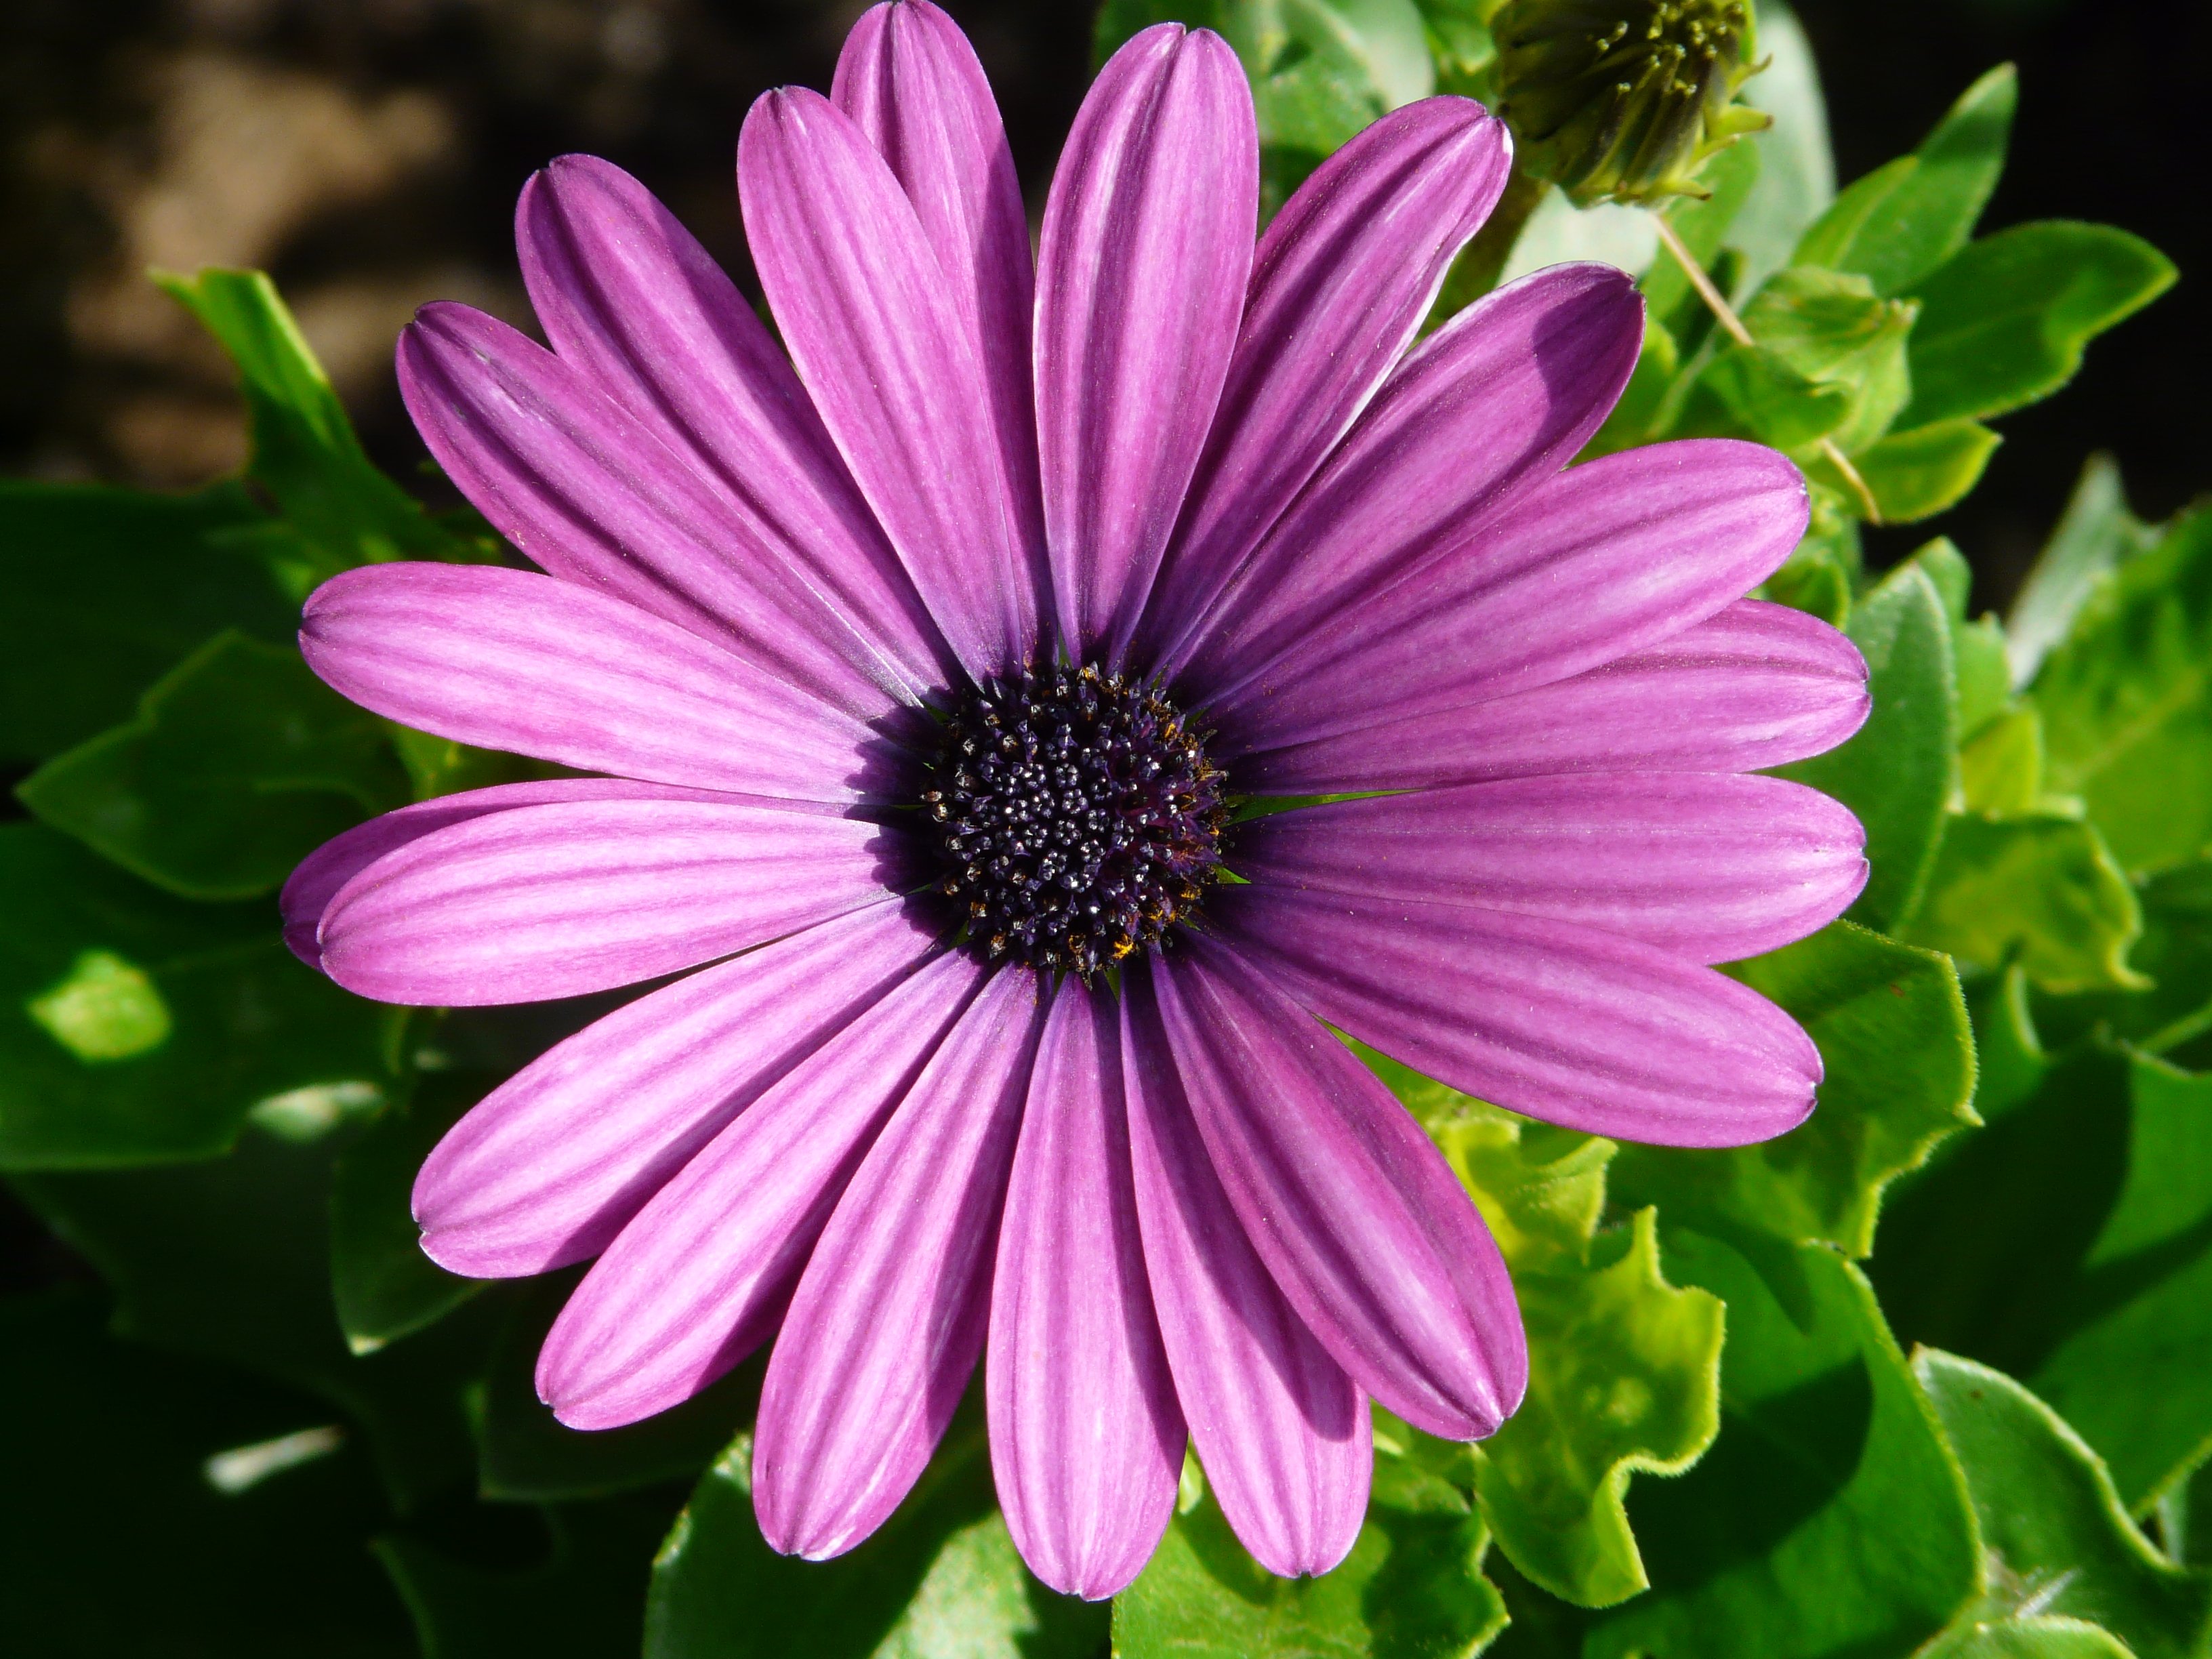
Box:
753 968 1046 1559
414 901 947 1279
514 157 956 700
1236 600 1871 794
1136 96 1513 674
1212 884 1822 1147
833 0 1043 564
1210 438 1811 754
398 302 924 718
316 798 914 1006
537 949 989 1429
989 975 1184 1599
1235 773 1867 964
740 85 1042 678
300 562 893 802
1033 22 1256 657
1122 979 1370 1578
281 778 774 967
1138 947 1523 1441
1170 263 1643 697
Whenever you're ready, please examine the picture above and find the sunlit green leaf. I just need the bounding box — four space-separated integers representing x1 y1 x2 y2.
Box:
331 1077 485 1356
11 1128 494 1511
1837 419 2003 525
17 631 411 901
1116 1428 1506 1658
1903 222 2176 429
1728 0 1835 294
0 823 391 1170
1918 1351 2212 1659
1917 1617 2133 1658
2034 506 2212 874
1780 563 1957 931
157 268 471 574
1614 922 1978 1258
649 1399 1105 1659
1792 64 2015 296
2009 455 2155 692
1906 815 2145 994
1585 1236 1980 1659
1704 266 1917 452
0 480 295 766
1960 708 2048 815
0 1289 412 1657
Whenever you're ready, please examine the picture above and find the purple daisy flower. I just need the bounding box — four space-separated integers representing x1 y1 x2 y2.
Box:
282 0 1870 1599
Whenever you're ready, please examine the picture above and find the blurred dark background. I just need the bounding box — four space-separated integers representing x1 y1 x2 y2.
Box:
0 0 2200 610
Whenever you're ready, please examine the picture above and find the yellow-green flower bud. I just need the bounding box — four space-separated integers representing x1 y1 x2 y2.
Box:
1494 0 1771 206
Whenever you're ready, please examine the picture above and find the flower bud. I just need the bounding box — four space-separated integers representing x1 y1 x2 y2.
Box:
1494 0 1771 206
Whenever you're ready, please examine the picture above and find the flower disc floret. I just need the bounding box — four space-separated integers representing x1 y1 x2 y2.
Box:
922 664 1229 977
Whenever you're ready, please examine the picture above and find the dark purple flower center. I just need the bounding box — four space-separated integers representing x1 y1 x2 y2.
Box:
920 664 1231 979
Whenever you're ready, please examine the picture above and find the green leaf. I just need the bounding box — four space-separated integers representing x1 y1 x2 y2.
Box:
1641 139 1764 330
1779 563 1957 931
475 1277 761 1503
1727 0 1835 294
647 1399 1106 1659
331 1077 485 1356
157 268 470 573
11 1127 494 1511
2036 857 2212 1059
0 1289 413 1657
1960 708 2048 815
1902 222 2177 428
2008 454 2156 692
1412 0 1496 93
17 631 411 901
0 822 392 1169
1875 1031 2212 1511
0 480 295 766
1917 1351 2212 1659
1917 1618 2133 1659
378 1500 674 1659
1115 1429 1507 1659
1905 814 2146 994
1792 64 2015 295
1706 266 1917 452
1612 921 1978 1258
1835 418 2003 524
2033 506 2212 874
1585 1236 1980 1659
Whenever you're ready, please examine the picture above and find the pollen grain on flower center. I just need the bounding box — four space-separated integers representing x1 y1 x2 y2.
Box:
920 664 1231 979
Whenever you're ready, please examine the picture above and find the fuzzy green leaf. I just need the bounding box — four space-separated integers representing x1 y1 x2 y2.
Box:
2034 506 2212 874
1 1290 413 1657
331 1078 484 1356
1612 921 1978 1258
1705 266 1917 453
1837 419 2003 524
1917 1351 2212 1658
11 1128 493 1511
2035 856 2212 1059
1791 64 2015 295
16 631 411 901
1917 1618 2133 1658
0 480 296 766
157 268 470 574
649 1399 1105 1659
1780 563 1957 931
1903 222 2176 429
0 822 391 1170
1585 1236 1981 1659
1115 1429 1506 1659
1906 814 2146 994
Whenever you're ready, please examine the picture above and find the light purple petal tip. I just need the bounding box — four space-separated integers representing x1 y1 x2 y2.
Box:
752 968 1046 1560
1137 96 1515 674
1236 773 1868 964
1122 981 1371 1578
1236 599 1872 794
740 84 1042 679
1033 22 1257 658
1213 437 1813 754
1142 947 1524 1441
834 0 1044 564
535 948 989 1430
413 901 947 1279
316 798 916 1006
989 976 1184 1599
514 156 958 702
1175 262 1645 699
300 562 897 804
1214 885 1822 1148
